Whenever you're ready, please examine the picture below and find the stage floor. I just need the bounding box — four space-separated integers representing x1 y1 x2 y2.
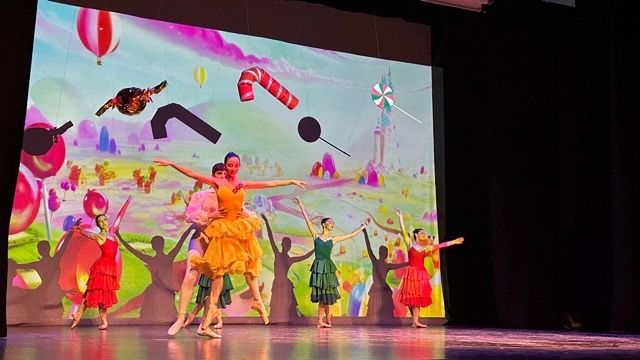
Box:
2 325 639 359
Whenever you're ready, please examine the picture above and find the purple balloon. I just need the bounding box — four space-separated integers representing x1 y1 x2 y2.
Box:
48 196 61 212
62 215 76 231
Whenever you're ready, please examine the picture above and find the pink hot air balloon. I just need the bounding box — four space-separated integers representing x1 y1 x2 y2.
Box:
76 8 121 65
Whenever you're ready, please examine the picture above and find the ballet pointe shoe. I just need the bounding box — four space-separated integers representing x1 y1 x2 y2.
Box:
317 321 331 328
213 319 223 329
183 313 197 327
411 322 427 328
98 322 108 330
70 314 80 329
168 315 186 335
197 326 222 339
251 300 270 325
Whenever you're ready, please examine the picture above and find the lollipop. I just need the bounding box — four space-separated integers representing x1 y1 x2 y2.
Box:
371 82 422 124
297 116 350 157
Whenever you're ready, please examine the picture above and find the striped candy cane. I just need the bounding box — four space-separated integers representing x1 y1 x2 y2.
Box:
238 67 300 110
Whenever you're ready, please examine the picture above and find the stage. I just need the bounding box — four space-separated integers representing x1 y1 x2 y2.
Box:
2 325 639 359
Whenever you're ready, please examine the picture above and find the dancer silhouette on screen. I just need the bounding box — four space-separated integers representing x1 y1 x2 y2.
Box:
261 213 314 323
362 228 408 323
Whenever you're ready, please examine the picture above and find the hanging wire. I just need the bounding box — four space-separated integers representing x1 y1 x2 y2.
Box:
345 10 383 149
373 13 382 59
157 0 170 104
54 13 75 126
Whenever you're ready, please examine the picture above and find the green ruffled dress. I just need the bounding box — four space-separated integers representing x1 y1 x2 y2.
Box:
309 237 340 305
195 273 234 308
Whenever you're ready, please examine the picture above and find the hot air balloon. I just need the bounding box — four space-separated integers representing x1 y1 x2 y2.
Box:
76 8 121 65
194 66 207 87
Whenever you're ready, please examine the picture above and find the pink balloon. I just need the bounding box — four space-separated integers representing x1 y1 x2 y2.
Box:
82 189 109 217
9 164 43 234
20 122 67 179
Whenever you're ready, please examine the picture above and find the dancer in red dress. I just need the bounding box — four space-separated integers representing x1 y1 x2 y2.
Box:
70 197 131 330
395 209 464 328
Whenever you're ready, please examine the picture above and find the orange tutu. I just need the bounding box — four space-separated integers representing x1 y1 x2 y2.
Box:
191 215 262 278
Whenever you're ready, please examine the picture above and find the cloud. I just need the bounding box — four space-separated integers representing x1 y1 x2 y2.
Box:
125 17 355 86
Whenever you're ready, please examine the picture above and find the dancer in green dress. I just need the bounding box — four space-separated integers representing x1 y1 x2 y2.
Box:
292 196 371 328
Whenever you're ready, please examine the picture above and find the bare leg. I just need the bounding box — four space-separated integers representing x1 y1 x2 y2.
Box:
98 307 108 330
246 274 269 324
317 304 329 328
323 305 333 327
185 301 206 327
70 302 86 329
200 301 211 328
411 307 427 328
213 305 223 329
168 249 202 335
197 276 223 339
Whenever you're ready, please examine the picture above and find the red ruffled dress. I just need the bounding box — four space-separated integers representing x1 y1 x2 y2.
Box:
399 246 433 307
84 239 119 308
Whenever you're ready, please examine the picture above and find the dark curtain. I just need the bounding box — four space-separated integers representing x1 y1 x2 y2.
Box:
438 0 640 332
1 0 38 338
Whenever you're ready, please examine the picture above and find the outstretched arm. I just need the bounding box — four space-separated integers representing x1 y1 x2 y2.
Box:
387 261 410 270
154 158 222 188
395 209 412 250
362 228 377 261
334 217 372 243
428 237 465 252
291 249 315 263
116 231 153 263
244 179 307 190
292 196 318 239
168 225 196 259
260 213 279 254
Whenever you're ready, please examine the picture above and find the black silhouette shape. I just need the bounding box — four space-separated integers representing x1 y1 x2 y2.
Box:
6 219 80 323
117 225 195 322
150 103 222 144
261 214 314 323
22 121 73 155
298 116 350 157
96 81 168 116
363 228 408 324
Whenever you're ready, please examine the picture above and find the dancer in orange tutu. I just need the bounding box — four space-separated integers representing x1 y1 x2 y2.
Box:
154 152 307 338
395 209 464 328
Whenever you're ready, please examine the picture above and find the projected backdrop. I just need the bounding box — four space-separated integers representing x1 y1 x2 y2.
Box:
7 0 441 324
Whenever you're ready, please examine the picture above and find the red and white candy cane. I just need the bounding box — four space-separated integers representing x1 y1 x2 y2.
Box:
238 67 300 110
